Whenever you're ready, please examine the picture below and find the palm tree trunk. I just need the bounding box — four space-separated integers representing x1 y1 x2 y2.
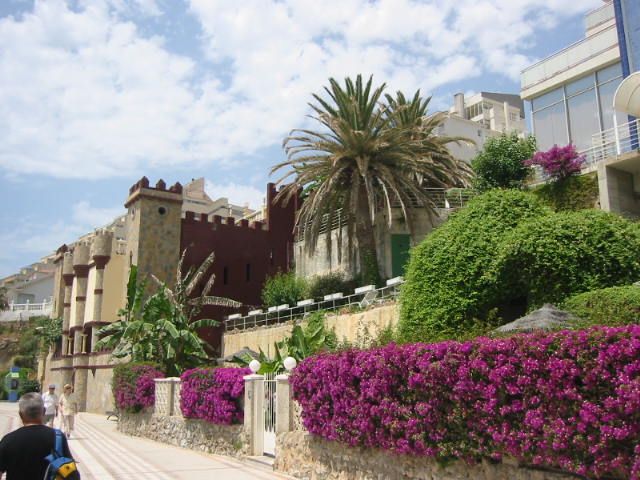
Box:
356 191 381 286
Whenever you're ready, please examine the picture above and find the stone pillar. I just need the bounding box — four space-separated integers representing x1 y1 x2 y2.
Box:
171 378 182 417
275 374 294 434
154 378 173 417
72 243 90 412
243 374 265 456
61 253 74 357
90 231 112 350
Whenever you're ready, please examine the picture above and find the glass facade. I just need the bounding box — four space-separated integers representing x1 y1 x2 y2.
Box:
531 62 624 151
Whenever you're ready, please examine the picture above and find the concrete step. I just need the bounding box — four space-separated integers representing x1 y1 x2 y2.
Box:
244 455 275 473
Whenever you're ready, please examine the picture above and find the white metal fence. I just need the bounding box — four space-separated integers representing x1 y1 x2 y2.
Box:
0 300 53 322
225 277 404 331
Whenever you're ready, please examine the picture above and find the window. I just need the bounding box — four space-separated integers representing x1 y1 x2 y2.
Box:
531 88 563 111
568 89 600 150
565 74 595 97
246 263 251 282
597 63 623 85
598 75 626 132
533 102 568 150
223 267 228 285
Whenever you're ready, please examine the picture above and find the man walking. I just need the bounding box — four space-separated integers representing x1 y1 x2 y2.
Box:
0 392 74 479
41 384 59 428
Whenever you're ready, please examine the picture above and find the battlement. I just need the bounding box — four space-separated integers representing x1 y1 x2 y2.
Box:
182 211 266 231
128 176 183 196
125 177 184 208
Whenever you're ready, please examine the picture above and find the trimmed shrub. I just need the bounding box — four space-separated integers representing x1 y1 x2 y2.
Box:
564 285 640 327
533 173 599 212
306 272 354 300
471 133 536 191
291 326 640 479
399 190 551 342
112 363 164 413
492 210 640 308
180 367 249 425
261 272 307 307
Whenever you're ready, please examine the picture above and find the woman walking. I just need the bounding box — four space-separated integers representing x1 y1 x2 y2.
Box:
58 384 78 439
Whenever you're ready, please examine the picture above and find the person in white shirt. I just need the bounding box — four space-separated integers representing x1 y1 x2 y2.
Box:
41 384 58 427
59 384 78 439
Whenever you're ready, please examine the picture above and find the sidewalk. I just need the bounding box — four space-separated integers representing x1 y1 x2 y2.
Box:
0 402 289 479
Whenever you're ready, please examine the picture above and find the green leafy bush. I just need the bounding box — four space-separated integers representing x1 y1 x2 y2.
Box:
492 210 640 308
306 272 354 300
261 272 307 307
399 190 551 342
533 173 598 211
563 285 640 327
17 378 40 396
471 133 536 191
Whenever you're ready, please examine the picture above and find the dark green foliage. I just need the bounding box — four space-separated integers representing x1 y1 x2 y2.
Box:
0 287 7 310
399 190 551 342
261 272 307 307
471 133 536 191
493 210 640 308
533 173 599 211
563 285 640 327
17 378 40 396
306 272 354 300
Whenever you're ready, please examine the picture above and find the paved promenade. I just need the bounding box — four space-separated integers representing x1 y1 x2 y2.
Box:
0 401 286 479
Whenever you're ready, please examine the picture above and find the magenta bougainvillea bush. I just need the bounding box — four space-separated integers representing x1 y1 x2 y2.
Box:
180 367 249 425
291 326 640 479
112 363 164 412
526 144 585 180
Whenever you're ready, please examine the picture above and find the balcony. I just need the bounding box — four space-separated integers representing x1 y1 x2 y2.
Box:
0 300 53 322
521 25 619 100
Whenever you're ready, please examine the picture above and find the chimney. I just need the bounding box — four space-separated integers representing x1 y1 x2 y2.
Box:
454 93 466 119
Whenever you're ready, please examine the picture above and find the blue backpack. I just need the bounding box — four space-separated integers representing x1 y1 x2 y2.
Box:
44 429 80 480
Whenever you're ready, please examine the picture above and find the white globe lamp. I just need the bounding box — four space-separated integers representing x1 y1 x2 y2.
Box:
249 360 261 373
283 356 297 372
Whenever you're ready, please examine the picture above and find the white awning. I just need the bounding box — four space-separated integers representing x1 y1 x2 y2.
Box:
614 72 640 116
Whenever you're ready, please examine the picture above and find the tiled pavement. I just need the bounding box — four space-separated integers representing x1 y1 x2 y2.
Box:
0 401 288 479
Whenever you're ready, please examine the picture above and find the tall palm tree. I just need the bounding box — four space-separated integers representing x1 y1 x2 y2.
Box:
272 75 472 283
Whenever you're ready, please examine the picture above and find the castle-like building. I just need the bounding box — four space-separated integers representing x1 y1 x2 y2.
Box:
44 177 297 413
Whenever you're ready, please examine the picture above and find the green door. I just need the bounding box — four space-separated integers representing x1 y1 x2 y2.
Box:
391 234 411 277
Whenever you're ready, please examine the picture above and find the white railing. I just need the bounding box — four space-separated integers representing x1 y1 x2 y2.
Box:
6 300 53 312
225 277 404 331
531 119 640 183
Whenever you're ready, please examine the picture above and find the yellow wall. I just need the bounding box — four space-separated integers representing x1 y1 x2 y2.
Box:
69 280 78 328
102 253 126 323
222 304 400 358
84 267 97 323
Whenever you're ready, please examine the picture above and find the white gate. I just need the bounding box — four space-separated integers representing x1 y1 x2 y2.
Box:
263 372 276 456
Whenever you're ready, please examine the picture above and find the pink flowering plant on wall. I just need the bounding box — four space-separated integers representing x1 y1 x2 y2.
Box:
112 363 164 413
525 144 585 180
290 326 640 479
180 367 249 425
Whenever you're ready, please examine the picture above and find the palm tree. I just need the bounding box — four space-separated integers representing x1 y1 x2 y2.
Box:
272 75 472 283
96 252 241 376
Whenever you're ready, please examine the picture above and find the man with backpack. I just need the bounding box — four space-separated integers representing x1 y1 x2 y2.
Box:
0 392 79 479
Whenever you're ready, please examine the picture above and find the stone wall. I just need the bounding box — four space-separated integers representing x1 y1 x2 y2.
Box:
118 412 248 458
275 431 579 480
222 304 399 357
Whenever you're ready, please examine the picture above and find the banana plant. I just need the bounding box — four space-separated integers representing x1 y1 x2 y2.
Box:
97 251 242 376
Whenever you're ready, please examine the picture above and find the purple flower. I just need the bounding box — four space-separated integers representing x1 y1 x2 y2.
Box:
290 326 640 479
525 144 585 180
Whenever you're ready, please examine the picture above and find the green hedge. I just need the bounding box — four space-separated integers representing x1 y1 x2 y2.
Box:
398 190 551 342
306 272 355 300
532 173 599 211
261 272 307 307
563 285 640 327
492 209 640 308
399 189 640 344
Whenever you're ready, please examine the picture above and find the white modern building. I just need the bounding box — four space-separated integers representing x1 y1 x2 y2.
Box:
521 0 640 218
438 92 526 162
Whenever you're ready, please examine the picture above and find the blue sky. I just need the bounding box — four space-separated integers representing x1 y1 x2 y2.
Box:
0 0 602 277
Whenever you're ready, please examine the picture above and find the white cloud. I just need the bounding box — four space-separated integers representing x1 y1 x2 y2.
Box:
0 200 124 277
205 181 265 210
0 0 601 181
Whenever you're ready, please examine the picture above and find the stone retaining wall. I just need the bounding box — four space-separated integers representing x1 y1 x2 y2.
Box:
118 412 248 458
275 431 579 480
